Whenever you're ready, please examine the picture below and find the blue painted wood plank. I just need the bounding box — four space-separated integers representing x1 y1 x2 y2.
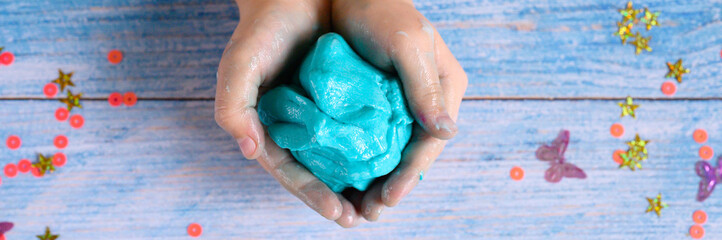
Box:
0 0 237 98
1 0 721 98
424 0 722 98
1 99 721 238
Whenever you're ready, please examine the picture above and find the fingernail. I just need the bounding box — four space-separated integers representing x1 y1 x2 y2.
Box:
237 137 256 159
434 115 458 135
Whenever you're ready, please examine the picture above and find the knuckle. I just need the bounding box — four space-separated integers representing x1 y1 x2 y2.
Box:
459 71 469 89
213 109 229 128
389 30 428 51
213 104 235 129
417 87 444 103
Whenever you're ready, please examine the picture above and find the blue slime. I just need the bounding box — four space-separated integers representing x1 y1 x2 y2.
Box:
258 33 414 192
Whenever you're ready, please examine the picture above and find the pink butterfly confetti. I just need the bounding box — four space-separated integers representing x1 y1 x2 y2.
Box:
536 130 587 183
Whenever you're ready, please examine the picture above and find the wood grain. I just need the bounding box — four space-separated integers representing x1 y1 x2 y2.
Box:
1 100 721 238
0 0 719 98
1 0 721 239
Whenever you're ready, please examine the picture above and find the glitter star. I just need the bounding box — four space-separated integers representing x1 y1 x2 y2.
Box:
33 153 55 176
627 133 649 154
36 226 59 240
618 96 639 118
641 8 660 31
52 69 75 92
629 32 652 55
665 59 690 83
619 151 643 171
0 47 4 53
614 21 635 44
59 90 83 112
646 193 668 217
619 1 641 24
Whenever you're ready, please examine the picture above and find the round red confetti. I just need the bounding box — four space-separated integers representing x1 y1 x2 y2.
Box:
0 233 5 240
610 123 624 138
108 49 123 64
17 159 32 173
613 149 626 164
54 135 68 149
690 224 704 239
30 167 42 178
0 52 14 66
6 135 21 150
694 129 708 144
108 92 123 107
123 92 137 106
70 115 85 129
661 81 676 96
187 223 202 237
699 145 714 160
44 83 58 98
4 163 18 178
53 152 67 167
55 107 69 121
693 210 707 224
510 166 524 181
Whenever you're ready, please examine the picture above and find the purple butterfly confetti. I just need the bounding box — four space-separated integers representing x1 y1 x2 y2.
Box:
536 130 587 183
695 155 722 202
0 222 13 235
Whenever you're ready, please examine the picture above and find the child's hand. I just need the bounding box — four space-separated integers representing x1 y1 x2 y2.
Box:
215 0 349 225
332 0 468 222
216 0 467 228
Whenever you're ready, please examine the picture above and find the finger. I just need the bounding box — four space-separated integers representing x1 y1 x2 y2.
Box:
335 193 364 228
215 3 325 160
360 180 385 221
389 22 458 140
332 2 458 139
433 28 468 116
255 133 343 220
382 132 445 207
382 29 468 207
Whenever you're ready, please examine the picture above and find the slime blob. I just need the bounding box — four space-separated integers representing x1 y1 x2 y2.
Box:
258 33 413 192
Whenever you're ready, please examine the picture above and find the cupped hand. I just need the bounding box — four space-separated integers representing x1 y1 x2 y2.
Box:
215 0 359 226
331 0 468 222
216 0 468 228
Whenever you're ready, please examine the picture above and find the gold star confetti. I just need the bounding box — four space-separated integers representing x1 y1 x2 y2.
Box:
0 46 4 53
32 153 55 176
665 59 690 83
619 1 641 24
618 96 639 118
646 193 668 217
641 8 660 31
36 226 59 240
619 151 643 171
52 69 75 92
59 90 83 112
614 21 635 44
629 32 652 55
627 134 649 159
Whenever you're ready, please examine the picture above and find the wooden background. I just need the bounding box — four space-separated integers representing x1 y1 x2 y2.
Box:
1 0 721 239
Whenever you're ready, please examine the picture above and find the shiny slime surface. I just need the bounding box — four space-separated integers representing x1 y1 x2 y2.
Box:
258 33 414 192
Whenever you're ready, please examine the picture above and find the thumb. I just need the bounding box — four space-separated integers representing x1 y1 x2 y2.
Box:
389 25 458 140
215 39 266 159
